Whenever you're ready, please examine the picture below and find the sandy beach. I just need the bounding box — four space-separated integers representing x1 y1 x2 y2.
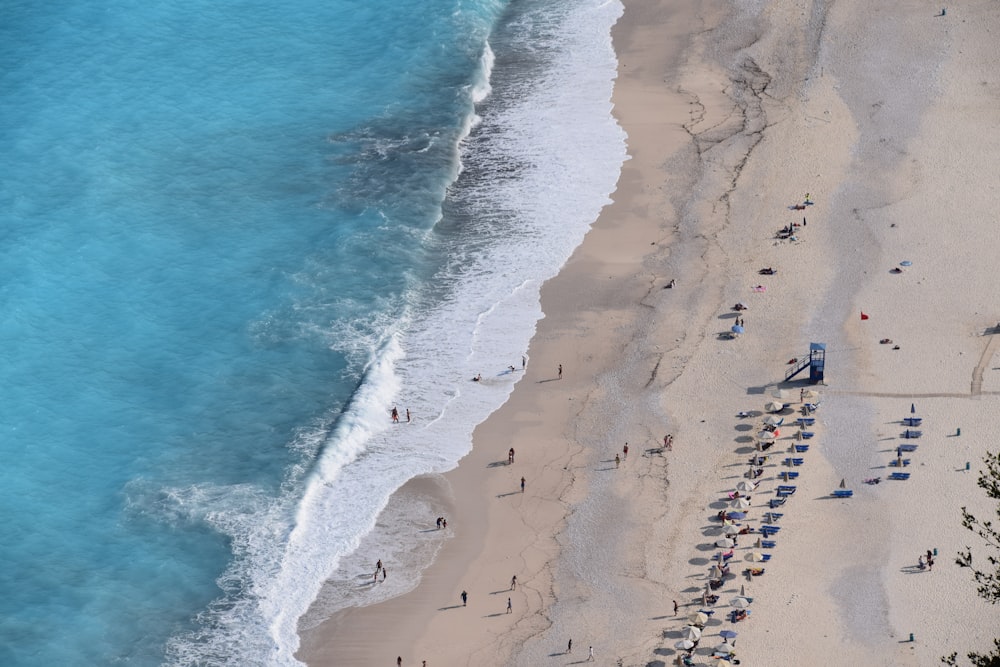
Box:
298 0 1000 665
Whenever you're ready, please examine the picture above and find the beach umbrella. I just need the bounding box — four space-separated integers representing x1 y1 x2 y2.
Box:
710 565 724 579
802 389 819 400
731 325 744 334
674 639 695 650
745 551 767 562
765 401 784 413
689 611 709 626
739 584 745 596
727 511 746 520
735 481 756 493
911 402 916 414
681 625 702 641
757 430 776 441
715 537 736 548
719 630 738 639
730 497 751 510
722 524 741 536
771 389 789 400
714 642 736 655
731 597 751 609
763 415 783 426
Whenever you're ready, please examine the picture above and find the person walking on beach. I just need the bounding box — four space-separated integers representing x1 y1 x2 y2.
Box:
382 568 387 581
520 476 525 493
508 447 515 464
461 590 468 606
623 443 628 459
506 597 512 614
510 575 517 590
588 646 594 661
673 599 679 615
397 657 402 667
406 408 411 423
391 406 399 423
567 639 572 654
558 364 562 379
522 355 526 369
615 454 620 469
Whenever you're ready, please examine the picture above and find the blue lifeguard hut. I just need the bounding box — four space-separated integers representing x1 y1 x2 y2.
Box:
784 342 826 384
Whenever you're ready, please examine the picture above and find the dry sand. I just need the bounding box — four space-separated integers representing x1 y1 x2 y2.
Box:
298 0 1000 664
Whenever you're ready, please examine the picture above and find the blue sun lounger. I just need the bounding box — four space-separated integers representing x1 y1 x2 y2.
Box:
901 429 922 439
794 444 810 453
760 539 777 549
797 417 815 426
889 472 911 480
764 512 783 522
889 458 911 467
832 489 854 498
800 431 815 439
769 497 786 508
781 471 799 481
898 444 918 452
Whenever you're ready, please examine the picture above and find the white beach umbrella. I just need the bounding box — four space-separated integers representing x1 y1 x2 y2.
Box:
771 389 790 400
729 497 751 510
689 611 709 626
714 642 736 655
722 524 741 536
757 430 776 442
730 597 751 609
762 414 783 426
745 551 767 562
735 481 756 493
765 401 784 413
674 639 696 650
715 537 735 548
710 565 725 579
802 389 820 400
681 625 702 641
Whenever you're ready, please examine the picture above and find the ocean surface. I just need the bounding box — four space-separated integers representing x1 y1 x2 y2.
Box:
0 0 625 664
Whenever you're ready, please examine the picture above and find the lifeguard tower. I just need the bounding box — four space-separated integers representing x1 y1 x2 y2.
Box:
784 342 826 384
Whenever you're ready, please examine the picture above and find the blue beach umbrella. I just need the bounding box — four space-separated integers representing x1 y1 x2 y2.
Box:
719 630 739 639
911 403 916 414
727 512 746 519
732 325 744 334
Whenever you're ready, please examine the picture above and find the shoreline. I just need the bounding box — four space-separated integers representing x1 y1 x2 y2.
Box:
298 0 1000 664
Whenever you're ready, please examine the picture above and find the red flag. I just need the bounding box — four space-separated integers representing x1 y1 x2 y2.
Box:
860 311 869 320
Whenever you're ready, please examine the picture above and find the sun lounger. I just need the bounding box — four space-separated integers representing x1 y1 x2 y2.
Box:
800 431 815 439
750 456 768 465
792 457 804 466
889 472 911 480
760 553 772 561
898 444 918 452
832 489 854 498
797 417 815 426
721 550 734 561
781 471 799 481
760 539 777 549
764 512 783 522
903 417 922 427
769 497 786 508
902 429 922 439
889 458 911 467
794 444 810 452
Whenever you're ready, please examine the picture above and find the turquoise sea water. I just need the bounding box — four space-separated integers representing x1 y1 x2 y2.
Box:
0 0 625 664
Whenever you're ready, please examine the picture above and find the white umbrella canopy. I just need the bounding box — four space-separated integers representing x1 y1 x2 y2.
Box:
729 497 751 509
762 414 783 425
771 389 790 400
714 642 736 655
802 389 820 400
681 625 702 641
730 597 752 609
765 401 784 413
674 639 695 650
735 481 756 493
689 611 709 626
715 537 736 548
757 430 776 441
722 524 741 536
745 551 767 562
710 565 724 579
